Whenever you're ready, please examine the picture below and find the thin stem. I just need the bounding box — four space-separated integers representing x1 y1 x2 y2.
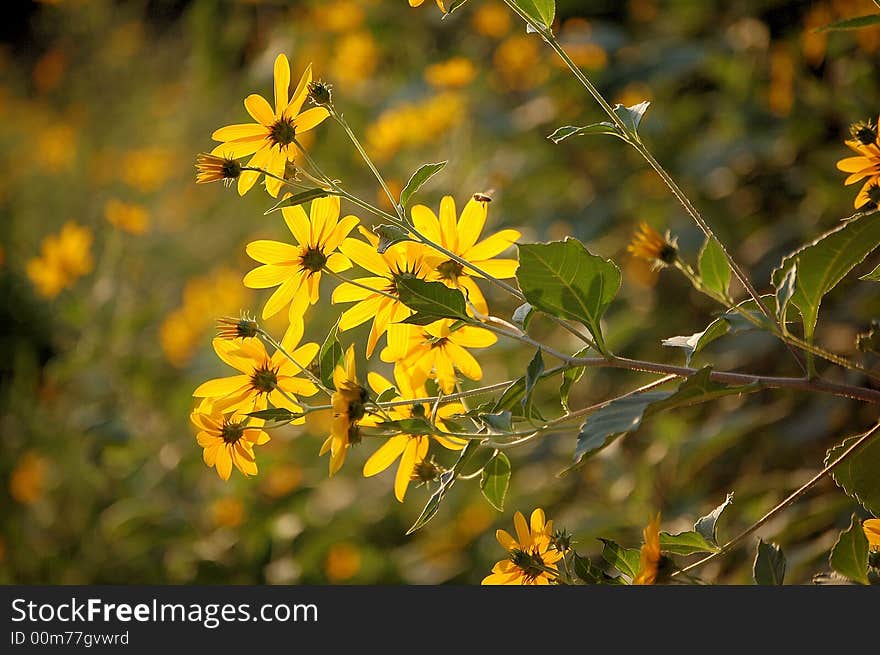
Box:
678 421 880 575
322 267 399 302
258 329 333 398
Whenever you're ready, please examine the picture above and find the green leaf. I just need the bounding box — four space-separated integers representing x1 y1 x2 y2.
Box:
264 188 332 215
396 278 469 321
407 441 479 534
613 101 650 133
815 13 880 32
774 264 797 324
480 453 511 511
571 367 758 467
698 237 731 300
694 492 734 546
753 540 785 585
479 411 513 434
400 161 447 207
377 417 435 435
442 0 470 16
659 531 719 556
661 295 778 365
374 387 398 404
547 123 622 143
560 347 591 411
825 430 880 515
246 407 302 425
859 262 880 281
600 539 641 580
373 224 412 254
492 376 545 421
829 514 869 585
510 0 555 29
572 554 607 584
517 238 621 354
771 212 880 347
318 321 343 390
521 350 544 415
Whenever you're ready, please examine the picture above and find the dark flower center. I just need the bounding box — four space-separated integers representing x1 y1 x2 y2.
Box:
436 259 464 281
429 336 449 350
269 117 297 147
510 548 547 581
386 262 424 296
250 363 279 393
220 419 246 445
658 244 678 264
300 246 328 273
850 120 878 146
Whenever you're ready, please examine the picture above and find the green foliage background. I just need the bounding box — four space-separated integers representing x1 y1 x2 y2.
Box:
1 0 879 584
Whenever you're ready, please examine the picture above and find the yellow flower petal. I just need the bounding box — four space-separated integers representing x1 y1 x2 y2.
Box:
273 53 291 116
246 240 301 264
212 122 267 142
294 107 331 133
456 197 488 253
282 204 311 246
462 229 521 262
364 435 408 477
244 93 275 126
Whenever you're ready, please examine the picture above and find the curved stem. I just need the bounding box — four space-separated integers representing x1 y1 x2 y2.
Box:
677 421 880 575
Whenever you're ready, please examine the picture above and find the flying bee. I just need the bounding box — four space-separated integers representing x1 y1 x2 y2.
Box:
472 190 494 204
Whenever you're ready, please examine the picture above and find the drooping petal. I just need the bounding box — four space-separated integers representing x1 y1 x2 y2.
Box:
394 437 426 501
457 276 488 315
261 274 303 319
445 342 482 381
338 295 384 331
243 264 295 289
215 446 233 481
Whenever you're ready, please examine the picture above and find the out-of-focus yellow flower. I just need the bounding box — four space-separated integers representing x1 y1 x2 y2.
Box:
767 45 794 117
160 267 248 367
472 2 511 38
104 199 149 235
192 409 269 481
557 19 607 70
331 32 378 87
210 497 245 528
493 35 548 91
424 57 477 88
321 345 371 476
633 513 662 585
120 147 175 192
409 0 446 12
244 195 359 319
261 464 302 498
614 83 653 110
33 46 67 94
325 543 362 582
34 123 77 173
411 195 520 315
382 319 497 394
482 509 562 585
9 452 48 504
26 221 93 298
362 368 465 502
333 227 431 357
365 93 466 162
627 222 678 269
310 1 365 32
211 54 330 196
837 115 880 209
864 518 880 550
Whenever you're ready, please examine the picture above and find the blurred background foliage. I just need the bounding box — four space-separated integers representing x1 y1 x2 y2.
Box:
1 0 879 584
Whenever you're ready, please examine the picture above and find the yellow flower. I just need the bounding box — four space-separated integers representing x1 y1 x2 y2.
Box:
626 222 677 269
211 54 330 196
210 497 246 528
472 2 512 38
864 518 880 550
193 327 319 416
325 543 362 582
9 452 48 504
633 513 662 585
26 221 94 298
104 199 149 235
482 508 563 585
320 345 370 475
424 57 477 88
244 196 359 319
382 320 497 394
332 228 431 357
191 408 269 481
195 152 242 186
412 195 520 315
837 116 880 209
409 0 447 11
362 369 465 502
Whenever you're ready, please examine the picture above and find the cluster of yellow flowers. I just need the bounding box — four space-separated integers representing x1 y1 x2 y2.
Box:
191 56 519 502
25 221 94 299
365 92 466 163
